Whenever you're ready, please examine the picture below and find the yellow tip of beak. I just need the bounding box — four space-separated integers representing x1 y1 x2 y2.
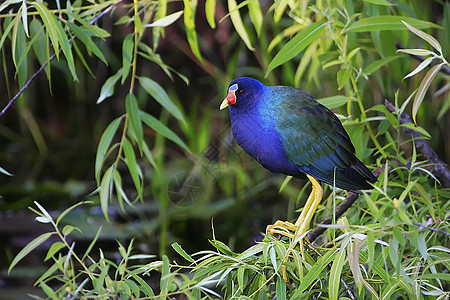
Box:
220 98 229 110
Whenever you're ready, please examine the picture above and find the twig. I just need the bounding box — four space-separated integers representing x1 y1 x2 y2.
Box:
412 221 450 236
0 0 125 117
396 43 450 75
384 99 450 187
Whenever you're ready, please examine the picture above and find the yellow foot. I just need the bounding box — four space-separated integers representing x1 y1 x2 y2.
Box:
265 175 324 285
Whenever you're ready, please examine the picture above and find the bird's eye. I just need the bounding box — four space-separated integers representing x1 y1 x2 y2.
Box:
239 89 245 94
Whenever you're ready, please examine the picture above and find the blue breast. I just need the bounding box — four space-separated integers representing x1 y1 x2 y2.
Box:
229 88 301 177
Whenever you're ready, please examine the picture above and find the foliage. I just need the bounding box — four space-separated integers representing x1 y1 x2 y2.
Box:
1 0 449 299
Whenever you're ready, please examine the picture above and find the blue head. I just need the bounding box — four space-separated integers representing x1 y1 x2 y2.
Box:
219 77 265 112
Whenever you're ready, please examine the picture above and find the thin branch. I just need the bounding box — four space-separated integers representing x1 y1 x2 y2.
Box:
412 221 450 236
384 99 450 187
0 0 125 117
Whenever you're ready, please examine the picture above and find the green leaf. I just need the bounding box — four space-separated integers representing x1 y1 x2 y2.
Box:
293 249 338 296
34 2 77 79
21 1 29 37
66 21 107 64
205 0 216 29
99 166 114 222
329 246 347 300
139 77 185 123
121 34 134 84
183 0 204 63
82 226 102 260
140 111 190 153
97 68 123 104
266 22 325 75
123 138 143 195
276 276 286 300
0 0 22 13
9 232 53 273
95 117 122 181
33 2 59 59
412 63 444 123
337 68 352 90
363 0 395 6
228 0 254 51
45 242 66 261
397 48 434 56
346 16 442 32
363 55 402 75
317 95 349 109
144 11 183 27
171 242 194 262
248 0 263 36
401 21 442 53
400 123 431 138
125 93 143 151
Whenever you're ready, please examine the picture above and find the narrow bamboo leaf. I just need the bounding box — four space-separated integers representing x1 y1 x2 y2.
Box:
45 242 65 261
0 165 13 176
363 55 402 74
131 273 155 297
126 93 143 151
183 0 204 63
276 276 286 300
397 48 434 56
82 226 102 260
121 34 134 84
40 282 57 298
140 112 190 153
9 232 53 273
0 0 22 13
56 201 86 225
205 0 216 29
400 123 431 138
35 216 51 223
248 0 263 36
99 166 114 222
172 242 194 262
34 201 53 222
317 95 349 109
35 263 58 286
412 63 444 123
32 2 59 58
274 0 288 23
66 22 107 64
363 0 394 5
97 69 123 104
329 246 347 300
160 255 170 295
53 15 77 79
145 11 183 27
237 268 245 291
266 22 325 75
228 0 254 51
346 16 442 32
419 273 450 281
123 138 142 195
294 249 338 296
141 140 157 170
401 21 442 53
95 117 122 181
337 68 352 90
139 77 185 123
21 1 29 37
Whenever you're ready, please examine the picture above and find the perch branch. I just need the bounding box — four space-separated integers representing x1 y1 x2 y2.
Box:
0 0 125 117
384 99 450 187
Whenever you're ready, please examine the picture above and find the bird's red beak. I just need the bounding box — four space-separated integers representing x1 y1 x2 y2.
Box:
220 84 238 110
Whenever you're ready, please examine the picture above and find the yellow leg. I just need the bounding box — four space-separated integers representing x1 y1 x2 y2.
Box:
266 175 324 284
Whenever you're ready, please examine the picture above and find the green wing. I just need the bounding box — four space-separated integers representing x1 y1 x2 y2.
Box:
274 87 375 190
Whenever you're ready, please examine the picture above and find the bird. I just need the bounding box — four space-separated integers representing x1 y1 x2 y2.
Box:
220 77 377 282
